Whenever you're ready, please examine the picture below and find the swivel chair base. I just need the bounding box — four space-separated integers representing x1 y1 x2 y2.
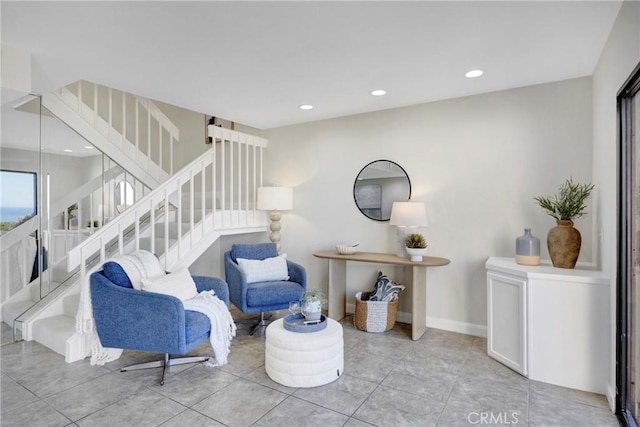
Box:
121 353 210 385
250 312 273 335
236 312 273 335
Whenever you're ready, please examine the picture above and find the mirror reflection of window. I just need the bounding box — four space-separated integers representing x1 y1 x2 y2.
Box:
0 170 37 235
353 160 411 221
115 181 134 213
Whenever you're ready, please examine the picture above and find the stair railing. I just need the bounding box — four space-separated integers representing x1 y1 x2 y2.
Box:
67 126 269 278
0 216 38 303
47 166 150 267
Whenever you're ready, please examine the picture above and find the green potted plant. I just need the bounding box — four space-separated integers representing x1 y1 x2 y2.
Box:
301 289 326 321
404 233 428 262
534 178 594 268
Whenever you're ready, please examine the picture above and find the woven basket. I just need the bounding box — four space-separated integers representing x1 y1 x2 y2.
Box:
354 291 399 333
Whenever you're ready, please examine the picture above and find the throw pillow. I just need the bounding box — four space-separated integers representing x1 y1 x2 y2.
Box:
107 250 166 290
231 243 278 262
103 261 133 288
369 271 405 302
140 268 198 301
236 254 289 284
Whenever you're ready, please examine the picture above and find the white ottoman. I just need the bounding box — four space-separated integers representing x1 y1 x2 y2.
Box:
265 317 344 388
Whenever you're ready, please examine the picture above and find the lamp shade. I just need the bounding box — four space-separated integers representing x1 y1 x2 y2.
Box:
389 201 428 226
257 187 293 211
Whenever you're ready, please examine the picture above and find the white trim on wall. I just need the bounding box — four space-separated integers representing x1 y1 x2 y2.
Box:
345 303 487 338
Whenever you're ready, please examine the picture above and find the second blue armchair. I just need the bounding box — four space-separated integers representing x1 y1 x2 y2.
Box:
224 243 306 334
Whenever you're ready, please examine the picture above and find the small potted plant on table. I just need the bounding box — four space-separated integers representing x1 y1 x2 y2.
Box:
301 289 326 321
405 233 428 262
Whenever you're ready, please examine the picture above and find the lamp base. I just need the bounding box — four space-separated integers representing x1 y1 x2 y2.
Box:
269 210 282 253
395 227 416 258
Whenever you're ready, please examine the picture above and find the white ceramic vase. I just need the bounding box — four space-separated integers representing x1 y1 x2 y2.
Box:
405 247 427 262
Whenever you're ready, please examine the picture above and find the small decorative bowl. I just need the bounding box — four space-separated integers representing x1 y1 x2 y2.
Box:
336 244 357 255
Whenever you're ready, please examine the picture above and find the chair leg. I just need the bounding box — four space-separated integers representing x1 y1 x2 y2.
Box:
250 312 273 335
120 353 211 386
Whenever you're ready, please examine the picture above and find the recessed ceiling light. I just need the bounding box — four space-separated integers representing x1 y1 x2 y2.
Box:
371 89 386 96
84 145 94 149
63 149 73 153
465 69 484 78
299 104 313 110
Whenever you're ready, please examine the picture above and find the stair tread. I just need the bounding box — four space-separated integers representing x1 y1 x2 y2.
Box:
1 301 36 325
33 315 75 356
6 281 71 326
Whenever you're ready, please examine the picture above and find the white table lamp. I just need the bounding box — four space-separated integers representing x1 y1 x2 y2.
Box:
257 186 293 252
389 201 428 257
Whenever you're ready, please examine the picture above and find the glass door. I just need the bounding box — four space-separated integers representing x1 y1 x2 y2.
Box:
618 62 640 427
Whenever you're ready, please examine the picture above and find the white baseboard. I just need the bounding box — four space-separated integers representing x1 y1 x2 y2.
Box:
345 302 486 338
426 316 487 338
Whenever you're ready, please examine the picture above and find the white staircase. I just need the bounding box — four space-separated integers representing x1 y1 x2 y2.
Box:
2 80 179 348
22 126 269 362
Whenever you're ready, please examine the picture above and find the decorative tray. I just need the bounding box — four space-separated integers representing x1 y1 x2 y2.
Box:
283 313 327 333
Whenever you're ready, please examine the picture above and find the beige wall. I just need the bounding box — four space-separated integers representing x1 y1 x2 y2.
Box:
155 100 208 170
262 77 593 335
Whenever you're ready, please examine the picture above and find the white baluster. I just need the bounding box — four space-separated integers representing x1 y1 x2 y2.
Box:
221 136 226 216
135 101 140 154
245 136 249 218
239 137 243 214
163 191 169 261
177 180 183 256
122 92 127 143
158 119 163 174
201 162 205 236
133 212 139 252
229 136 234 221
189 170 195 240
149 199 155 255
170 134 174 175
212 137 217 220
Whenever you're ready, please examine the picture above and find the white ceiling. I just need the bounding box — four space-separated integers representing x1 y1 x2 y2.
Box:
1 1 623 130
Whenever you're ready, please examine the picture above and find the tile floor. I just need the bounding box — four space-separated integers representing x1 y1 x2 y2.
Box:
0 314 619 427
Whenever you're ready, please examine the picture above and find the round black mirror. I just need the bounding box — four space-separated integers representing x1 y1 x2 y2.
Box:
353 160 411 221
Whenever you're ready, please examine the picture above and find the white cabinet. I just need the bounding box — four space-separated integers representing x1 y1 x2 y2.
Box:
486 257 610 394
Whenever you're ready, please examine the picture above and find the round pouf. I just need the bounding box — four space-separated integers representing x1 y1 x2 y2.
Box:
265 318 344 388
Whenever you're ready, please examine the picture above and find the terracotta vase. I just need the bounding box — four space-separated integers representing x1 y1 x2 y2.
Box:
547 220 581 268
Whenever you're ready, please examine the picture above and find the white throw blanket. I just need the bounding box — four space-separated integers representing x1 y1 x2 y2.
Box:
183 291 237 367
77 263 123 366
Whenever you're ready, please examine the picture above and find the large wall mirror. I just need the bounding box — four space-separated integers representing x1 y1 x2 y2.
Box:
353 160 411 221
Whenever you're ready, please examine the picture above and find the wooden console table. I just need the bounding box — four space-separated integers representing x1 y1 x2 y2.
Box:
313 250 450 340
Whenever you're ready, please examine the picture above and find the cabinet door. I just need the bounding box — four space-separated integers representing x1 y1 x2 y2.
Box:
487 272 527 375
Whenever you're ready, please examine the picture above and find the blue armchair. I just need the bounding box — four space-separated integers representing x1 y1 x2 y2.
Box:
224 243 306 334
90 263 230 385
